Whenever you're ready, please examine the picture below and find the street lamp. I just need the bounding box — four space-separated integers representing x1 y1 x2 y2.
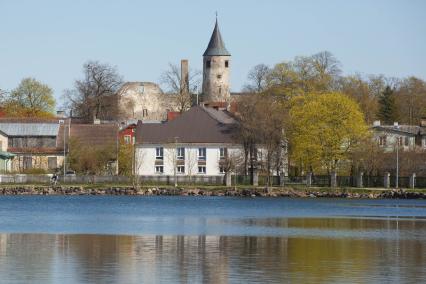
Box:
395 126 400 189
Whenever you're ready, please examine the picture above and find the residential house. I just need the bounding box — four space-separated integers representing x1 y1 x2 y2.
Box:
0 118 65 172
68 122 119 174
372 119 426 152
0 129 14 172
135 105 243 177
119 121 137 145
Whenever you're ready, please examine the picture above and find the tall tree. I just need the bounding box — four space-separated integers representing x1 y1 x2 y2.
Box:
243 64 270 93
377 85 399 124
394 76 426 125
160 63 201 112
63 61 123 120
2 78 55 117
235 93 288 184
338 74 379 124
289 92 368 174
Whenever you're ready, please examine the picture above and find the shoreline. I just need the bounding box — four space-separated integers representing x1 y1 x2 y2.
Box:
0 185 425 199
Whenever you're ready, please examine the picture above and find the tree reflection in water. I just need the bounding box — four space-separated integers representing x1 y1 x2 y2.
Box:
0 217 425 283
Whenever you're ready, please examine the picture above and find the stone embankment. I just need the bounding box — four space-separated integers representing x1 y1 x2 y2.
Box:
0 186 425 199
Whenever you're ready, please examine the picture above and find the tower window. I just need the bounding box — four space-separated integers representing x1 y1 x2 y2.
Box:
217 74 222 79
219 87 222 94
225 60 229 68
206 60 211 68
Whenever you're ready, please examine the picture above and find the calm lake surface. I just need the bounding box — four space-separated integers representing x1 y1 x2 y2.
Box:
0 196 425 283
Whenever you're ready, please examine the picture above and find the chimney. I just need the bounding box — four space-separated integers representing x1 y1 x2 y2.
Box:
373 120 381 126
420 117 426 127
180 59 189 96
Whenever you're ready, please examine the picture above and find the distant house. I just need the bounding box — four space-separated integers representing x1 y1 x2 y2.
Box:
119 121 137 145
0 118 65 172
68 122 119 174
372 119 426 152
135 106 242 177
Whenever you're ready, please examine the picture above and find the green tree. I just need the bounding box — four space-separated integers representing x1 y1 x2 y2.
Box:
378 85 399 124
68 138 116 175
118 142 133 176
289 92 368 173
3 78 55 117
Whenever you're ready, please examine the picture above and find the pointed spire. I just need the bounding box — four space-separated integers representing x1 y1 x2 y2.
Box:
203 18 230 56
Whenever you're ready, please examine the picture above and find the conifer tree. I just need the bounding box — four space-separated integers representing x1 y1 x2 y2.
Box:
378 85 398 124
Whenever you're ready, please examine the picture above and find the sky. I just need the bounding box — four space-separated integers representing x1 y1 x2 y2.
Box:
1 0 425 107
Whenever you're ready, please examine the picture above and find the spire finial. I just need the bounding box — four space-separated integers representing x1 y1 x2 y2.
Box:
215 11 218 21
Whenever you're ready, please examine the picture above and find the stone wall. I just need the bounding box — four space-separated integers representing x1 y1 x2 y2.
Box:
117 82 179 121
0 186 425 198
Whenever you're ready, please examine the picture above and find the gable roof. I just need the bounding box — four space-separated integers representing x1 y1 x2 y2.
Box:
372 125 421 136
70 124 118 147
0 122 60 136
136 106 238 144
203 19 231 56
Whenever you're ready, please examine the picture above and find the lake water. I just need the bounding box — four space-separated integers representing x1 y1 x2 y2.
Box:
0 196 425 283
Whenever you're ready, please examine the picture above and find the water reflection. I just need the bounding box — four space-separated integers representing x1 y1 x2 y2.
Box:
1 218 426 283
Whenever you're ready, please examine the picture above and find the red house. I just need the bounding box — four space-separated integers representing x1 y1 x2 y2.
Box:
119 123 137 145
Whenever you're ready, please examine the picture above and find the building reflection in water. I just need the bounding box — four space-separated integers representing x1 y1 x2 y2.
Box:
0 218 425 283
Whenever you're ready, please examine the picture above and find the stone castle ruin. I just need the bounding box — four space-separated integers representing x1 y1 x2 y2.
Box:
117 19 233 122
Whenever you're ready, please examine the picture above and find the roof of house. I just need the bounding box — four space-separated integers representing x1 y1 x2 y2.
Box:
136 106 238 144
203 19 230 56
70 124 118 147
0 122 60 136
372 125 422 136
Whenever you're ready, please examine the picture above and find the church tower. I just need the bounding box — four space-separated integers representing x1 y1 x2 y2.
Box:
202 19 231 103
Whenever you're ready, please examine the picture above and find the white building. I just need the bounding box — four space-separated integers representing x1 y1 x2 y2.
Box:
372 119 426 152
135 106 243 178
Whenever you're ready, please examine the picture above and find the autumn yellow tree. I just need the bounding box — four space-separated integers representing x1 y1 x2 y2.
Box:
2 78 55 117
289 92 368 174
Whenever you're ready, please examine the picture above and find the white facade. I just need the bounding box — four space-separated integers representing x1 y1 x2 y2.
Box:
135 144 243 176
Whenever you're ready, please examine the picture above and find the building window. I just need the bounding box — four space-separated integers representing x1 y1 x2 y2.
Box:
219 166 225 174
132 137 135 144
155 166 164 174
156 147 164 160
143 109 148 117
379 136 387 146
23 156 32 170
219 87 222 95
124 135 131 144
217 74 222 79
48 157 57 170
397 137 403 146
177 147 185 160
404 137 409 146
198 166 206 174
206 60 211 68
198 148 206 160
225 60 229 68
177 166 185 174
219 147 227 159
